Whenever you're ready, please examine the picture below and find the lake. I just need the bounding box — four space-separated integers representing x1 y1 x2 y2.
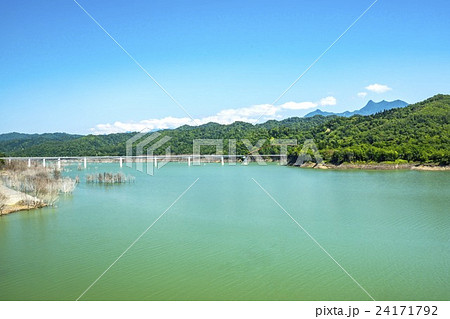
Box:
0 163 449 300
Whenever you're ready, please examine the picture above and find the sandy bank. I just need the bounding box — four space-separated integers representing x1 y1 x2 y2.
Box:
0 184 44 215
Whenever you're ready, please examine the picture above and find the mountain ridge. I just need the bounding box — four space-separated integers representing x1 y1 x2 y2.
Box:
305 99 408 117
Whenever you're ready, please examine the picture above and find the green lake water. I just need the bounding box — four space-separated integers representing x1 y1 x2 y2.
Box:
0 163 449 300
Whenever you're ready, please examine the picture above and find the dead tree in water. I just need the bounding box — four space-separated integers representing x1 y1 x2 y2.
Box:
86 172 135 184
0 193 7 215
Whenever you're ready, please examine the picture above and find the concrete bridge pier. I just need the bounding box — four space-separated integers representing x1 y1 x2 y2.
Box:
84 157 87 169
57 158 61 169
188 157 191 166
119 157 123 168
28 158 31 168
43 158 46 168
221 156 224 166
154 157 157 168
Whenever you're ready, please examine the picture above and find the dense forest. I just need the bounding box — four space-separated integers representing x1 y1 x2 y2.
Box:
1 94 449 165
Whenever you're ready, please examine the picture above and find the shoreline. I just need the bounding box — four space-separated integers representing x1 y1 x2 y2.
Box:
1 203 46 216
294 162 450 171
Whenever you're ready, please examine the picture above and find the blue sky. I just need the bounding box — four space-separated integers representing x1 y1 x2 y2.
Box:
1 0 449 134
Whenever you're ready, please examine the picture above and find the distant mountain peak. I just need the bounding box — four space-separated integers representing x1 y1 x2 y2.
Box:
305 99 408 118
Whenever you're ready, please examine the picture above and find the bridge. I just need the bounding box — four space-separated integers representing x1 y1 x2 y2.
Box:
1 154 289 168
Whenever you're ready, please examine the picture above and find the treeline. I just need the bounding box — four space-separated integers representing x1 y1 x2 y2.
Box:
0 94 449 165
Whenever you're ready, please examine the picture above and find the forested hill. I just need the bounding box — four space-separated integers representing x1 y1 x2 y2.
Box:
0 94 449 165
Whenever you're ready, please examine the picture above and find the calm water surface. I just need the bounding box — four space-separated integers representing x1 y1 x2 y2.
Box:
0 163 449 300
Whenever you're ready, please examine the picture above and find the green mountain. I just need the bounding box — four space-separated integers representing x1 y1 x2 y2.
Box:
0 94 448 164
0 133 135 157
0 132 82 155
308 94 449 164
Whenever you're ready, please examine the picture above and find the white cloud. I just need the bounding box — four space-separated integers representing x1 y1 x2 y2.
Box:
280 101 317 110
90 96 332 134
357 92 367 98
214 103 278 119
196 103 280 126
92 117 192 134
90 105 278 134
365 83 392 93
319 96 337 106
